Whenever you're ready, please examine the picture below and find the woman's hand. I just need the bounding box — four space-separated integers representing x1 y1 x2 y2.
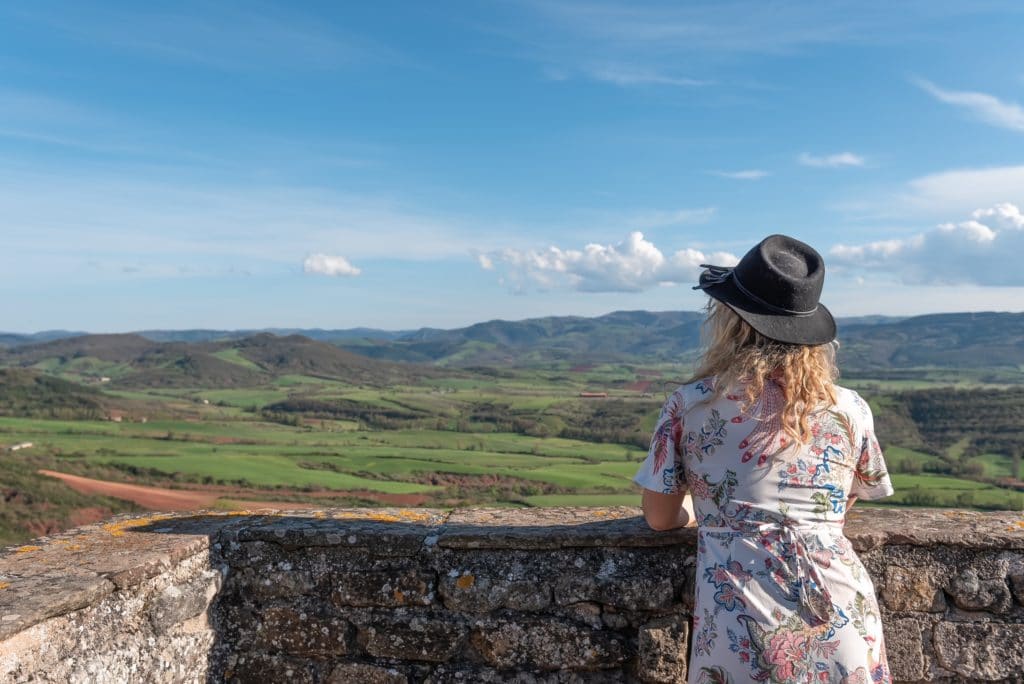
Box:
641 489 697 530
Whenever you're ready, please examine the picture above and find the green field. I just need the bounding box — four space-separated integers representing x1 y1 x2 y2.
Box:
3 358 1024 545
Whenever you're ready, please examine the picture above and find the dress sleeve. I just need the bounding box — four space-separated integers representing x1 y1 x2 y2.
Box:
633 390 688 495
850 406 894 500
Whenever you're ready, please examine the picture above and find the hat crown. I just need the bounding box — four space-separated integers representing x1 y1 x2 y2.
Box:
732 235 824 315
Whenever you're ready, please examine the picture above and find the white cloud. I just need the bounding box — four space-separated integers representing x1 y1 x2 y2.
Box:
584 64 710 87
916 79 1024 132
900 165 1024 215
830 203 1024 286
303 254 361 277
798 152 865 168
476 253 494 270
710 169 769 180
480 231 738 293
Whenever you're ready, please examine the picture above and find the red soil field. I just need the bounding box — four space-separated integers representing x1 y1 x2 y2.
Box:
37 470 430 511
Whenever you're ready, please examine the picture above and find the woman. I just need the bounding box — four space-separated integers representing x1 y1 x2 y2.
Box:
633 234 894 684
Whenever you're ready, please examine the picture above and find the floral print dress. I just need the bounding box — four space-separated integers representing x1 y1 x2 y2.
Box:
633 378 894 684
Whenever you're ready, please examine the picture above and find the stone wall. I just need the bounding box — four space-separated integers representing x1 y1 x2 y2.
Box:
1 507 1023 683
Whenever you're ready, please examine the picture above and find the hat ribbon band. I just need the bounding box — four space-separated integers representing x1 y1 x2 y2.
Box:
693 264 820 317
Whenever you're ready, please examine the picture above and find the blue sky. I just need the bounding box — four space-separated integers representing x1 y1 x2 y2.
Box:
3 1 1024 332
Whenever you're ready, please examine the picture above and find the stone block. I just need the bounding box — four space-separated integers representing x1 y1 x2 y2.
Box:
356 614 465 662
252 606 349 658
552 550 680 611
327 662 408 683
933 622 1024 680
881 565 945 612
881 617 924 682
231 565 318 600
423 664 627 683
330 568 435 607
1010 573 1024 604
226 652 316 684
438 571 551 612
148 569 222 636
636 615 688 683
469 618 626 671
946 568 1012 613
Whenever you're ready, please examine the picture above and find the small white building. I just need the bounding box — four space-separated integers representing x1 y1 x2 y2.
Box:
7 442 33 452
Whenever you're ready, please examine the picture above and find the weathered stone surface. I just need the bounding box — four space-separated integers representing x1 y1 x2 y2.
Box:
0 551 217 683
882 565 945 612
553 548 681 611
440 507 695 550
1010 573 1024 604
424 665 627 683
356 613 465 662
232 565 318 599
844 508 1024 550
3 508 1024 683
0 572 114 641
252 606 349 658
947 567 1013 613
882 617 925 682
330 568 434 607
469 618 627 670
234 509 447 556
149 569 223 636
636 615 688 683
932 621 1024 680
327 662 408 683
226 651 316 684
440 571 551 612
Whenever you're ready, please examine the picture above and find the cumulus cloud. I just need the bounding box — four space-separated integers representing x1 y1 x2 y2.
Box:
916 79 1024 132
479 232 738 293
798 152 865 168
830 203 1024 286
303 253 361 277
710 169 769 180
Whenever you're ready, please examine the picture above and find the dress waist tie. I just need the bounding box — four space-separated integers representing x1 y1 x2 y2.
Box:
700 519 838 624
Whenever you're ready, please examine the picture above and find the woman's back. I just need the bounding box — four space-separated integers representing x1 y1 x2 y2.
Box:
642 377 892 526
634 377 894 683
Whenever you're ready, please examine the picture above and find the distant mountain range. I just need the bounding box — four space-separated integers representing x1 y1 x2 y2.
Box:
2 310 1022 378
0 332 440 389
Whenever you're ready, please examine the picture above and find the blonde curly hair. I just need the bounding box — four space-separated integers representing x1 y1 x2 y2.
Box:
687 299 839 444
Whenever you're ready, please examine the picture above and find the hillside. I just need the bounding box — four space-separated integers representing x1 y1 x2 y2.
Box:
839 312 1024 370
0 332 438 389
0 369 108 418
2 310 1023 376
337 310 1024 372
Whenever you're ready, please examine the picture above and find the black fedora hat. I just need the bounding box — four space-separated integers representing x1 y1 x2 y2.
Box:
693 234 836 345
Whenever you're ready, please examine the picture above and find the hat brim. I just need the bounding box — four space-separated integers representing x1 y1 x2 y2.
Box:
699 271 836 345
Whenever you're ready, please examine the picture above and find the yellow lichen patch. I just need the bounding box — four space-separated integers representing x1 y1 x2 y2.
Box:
14 545 41 554
456 574 475 589
393 589 406 603
1016 520 1024 528
395 508 434 522
0 581 11 590
102 514 174 537
333 511 402 523
314 511 327 519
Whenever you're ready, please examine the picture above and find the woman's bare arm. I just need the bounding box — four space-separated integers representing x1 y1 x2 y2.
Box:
641 489 697 530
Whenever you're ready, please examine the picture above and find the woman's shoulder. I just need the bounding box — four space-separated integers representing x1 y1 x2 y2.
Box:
829 384 875 424
658 377 724 418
